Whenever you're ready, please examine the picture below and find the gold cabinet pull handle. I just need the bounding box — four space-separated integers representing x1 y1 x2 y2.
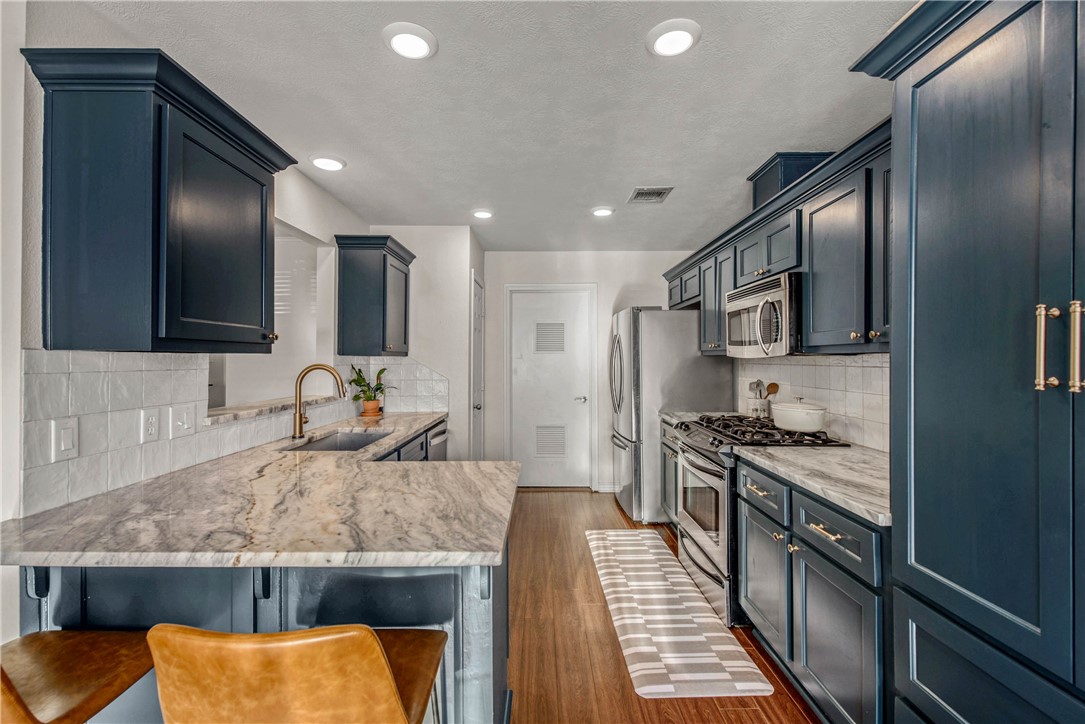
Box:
1070 301 1082 394
771 532 784 542
809 522 844 543
745 482 771 498
1035 304 1061 390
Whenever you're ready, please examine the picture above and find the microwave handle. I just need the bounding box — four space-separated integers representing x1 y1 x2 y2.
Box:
755 297 770 355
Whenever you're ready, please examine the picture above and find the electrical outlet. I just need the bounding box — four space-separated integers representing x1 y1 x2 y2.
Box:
51 417 79 462
169 403 196 439
141 407 161 443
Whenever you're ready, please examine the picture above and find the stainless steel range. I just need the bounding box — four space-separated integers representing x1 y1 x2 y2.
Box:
670 414 847 626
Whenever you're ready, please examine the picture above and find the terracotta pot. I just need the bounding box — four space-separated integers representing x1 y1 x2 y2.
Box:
361 399 382 417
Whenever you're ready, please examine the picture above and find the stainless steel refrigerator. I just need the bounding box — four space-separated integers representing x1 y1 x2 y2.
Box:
610 307 734 522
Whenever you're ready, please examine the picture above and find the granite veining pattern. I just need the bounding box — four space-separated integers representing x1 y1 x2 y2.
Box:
1 413 522 568
734 446 890 526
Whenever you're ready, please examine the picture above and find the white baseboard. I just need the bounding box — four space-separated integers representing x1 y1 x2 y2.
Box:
593 481 619 493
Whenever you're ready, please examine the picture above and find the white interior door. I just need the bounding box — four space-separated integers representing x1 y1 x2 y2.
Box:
470 271 485 460
508 287 593 486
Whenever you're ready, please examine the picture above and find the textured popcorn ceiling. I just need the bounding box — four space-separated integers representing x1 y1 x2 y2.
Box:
26 1 911 252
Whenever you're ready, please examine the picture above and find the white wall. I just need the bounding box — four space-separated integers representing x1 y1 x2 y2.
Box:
1 0 28 643
483 250 688 487
370 226 475 460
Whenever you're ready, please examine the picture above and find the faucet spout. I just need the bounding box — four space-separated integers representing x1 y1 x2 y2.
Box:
293 364 347 439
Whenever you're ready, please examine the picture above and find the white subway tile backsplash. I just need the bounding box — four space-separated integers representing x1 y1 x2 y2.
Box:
171 369 199 403
109 371 143 410
70 351 110 372
19 348 449 516
23 462 69 516
70 372 109 415
170 436 196 472
144 353 174 371
110 352 143 372
24 374 69 421
735 353 889 451
108 447 142 489
69 453 108 502
78 413 109 456
142 440 171 479
23 420 52 469
108 409 142 450
143 371 173 406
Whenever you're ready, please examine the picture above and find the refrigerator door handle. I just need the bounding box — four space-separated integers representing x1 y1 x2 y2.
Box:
609 334 620 414
614 334 625 414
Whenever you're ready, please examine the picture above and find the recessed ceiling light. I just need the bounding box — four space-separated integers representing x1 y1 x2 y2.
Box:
646 19 702 57
472 209 493 219
310 155 346 171
592 207 615 217
382 22 438 60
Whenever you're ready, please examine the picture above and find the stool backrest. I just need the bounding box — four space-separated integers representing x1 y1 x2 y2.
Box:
147 624 410 724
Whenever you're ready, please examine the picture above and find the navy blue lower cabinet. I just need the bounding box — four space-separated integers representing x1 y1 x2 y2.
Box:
790 545 882 724
738 500 790 660
893 588 1085 723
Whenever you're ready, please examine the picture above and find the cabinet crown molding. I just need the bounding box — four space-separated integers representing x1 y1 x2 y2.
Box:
21 48 297 172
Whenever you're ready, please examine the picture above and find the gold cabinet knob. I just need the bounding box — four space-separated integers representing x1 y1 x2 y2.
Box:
771 532 784 542
850 331 861 341
266 332 279 342
868 330 881 340
386 344 393 351
787 544 802 554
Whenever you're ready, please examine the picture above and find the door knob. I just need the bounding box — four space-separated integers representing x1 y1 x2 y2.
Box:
574 396 588 403
473 404 482 410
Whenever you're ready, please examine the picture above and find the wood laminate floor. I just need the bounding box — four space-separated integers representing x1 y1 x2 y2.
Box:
508 488 820 724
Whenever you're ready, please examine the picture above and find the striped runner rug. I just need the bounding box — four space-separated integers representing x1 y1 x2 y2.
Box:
586 529 774 699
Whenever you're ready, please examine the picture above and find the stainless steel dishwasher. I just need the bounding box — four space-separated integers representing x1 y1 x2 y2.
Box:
427 422 449 461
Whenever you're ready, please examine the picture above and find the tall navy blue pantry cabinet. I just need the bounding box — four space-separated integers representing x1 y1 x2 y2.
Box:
854 1 1085 720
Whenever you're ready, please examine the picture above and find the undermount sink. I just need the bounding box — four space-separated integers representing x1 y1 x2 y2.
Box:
286 431 390 452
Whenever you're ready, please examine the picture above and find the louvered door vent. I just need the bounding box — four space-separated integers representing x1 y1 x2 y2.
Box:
535 426 567 457
535 322 565 353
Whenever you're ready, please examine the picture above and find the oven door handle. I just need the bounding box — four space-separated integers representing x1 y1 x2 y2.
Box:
679 447 726 480
681 534 730 584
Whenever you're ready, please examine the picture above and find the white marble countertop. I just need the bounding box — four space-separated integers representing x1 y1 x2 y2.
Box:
1 413 522 568
734 446 890 527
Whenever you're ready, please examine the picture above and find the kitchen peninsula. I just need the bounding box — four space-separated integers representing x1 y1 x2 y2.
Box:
1 412 520 724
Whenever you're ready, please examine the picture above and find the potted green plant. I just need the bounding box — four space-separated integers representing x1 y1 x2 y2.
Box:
348 365 395 418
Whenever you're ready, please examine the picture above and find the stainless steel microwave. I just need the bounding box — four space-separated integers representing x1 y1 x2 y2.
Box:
724 272 799 358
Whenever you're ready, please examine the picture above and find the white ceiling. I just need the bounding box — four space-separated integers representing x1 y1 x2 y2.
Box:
26 1 911 252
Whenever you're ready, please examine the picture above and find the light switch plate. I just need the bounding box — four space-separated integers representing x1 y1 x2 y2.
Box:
141 407 161 443
169 403 196 439
51 417 79 462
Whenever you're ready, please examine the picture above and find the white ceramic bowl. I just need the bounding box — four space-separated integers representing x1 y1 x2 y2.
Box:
772 398 826 433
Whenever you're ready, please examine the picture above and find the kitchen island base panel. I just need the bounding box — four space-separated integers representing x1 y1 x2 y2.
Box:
20 562 510 724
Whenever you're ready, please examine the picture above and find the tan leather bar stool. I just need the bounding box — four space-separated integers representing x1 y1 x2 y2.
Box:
1 630 153 724
148 623 448 724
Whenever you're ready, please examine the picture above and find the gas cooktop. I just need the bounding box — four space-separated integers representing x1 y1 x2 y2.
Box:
673 414 849 457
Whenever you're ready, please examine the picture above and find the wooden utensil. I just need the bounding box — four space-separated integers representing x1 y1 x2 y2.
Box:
765 382 780 398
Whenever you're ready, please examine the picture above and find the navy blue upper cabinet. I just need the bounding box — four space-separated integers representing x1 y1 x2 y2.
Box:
855 0 1079 683
23 49 296 353
735 210 801 287
699 247 734 353
802 171 867 349
336 236 415 357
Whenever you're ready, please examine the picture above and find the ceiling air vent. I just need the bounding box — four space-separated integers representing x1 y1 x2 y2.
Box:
627 186 674 204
